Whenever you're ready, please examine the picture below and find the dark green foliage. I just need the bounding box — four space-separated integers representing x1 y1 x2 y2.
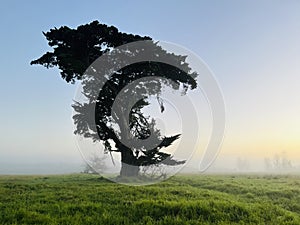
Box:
0 174 300 224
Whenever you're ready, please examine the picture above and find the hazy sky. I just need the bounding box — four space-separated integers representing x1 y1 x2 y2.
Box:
1 0 300 173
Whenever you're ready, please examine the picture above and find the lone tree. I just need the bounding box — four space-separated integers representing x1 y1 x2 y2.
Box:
31 21 198 177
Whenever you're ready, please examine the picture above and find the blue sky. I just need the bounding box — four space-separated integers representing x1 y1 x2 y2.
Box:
1 0 300 172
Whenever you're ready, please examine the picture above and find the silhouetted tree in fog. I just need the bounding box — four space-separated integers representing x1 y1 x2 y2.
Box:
31 21 198 177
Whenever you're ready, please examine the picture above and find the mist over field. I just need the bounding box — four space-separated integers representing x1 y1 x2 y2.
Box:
1 153 299 175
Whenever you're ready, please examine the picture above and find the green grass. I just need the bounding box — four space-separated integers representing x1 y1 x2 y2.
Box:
0 174 299 224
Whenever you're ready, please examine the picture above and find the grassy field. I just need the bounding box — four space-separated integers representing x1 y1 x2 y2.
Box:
0 174 299 224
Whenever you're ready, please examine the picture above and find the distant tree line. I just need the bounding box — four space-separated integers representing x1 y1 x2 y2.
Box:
264 152 293 171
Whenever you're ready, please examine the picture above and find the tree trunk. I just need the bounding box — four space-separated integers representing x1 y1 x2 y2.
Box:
120 162 140 177
120 146 140 177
